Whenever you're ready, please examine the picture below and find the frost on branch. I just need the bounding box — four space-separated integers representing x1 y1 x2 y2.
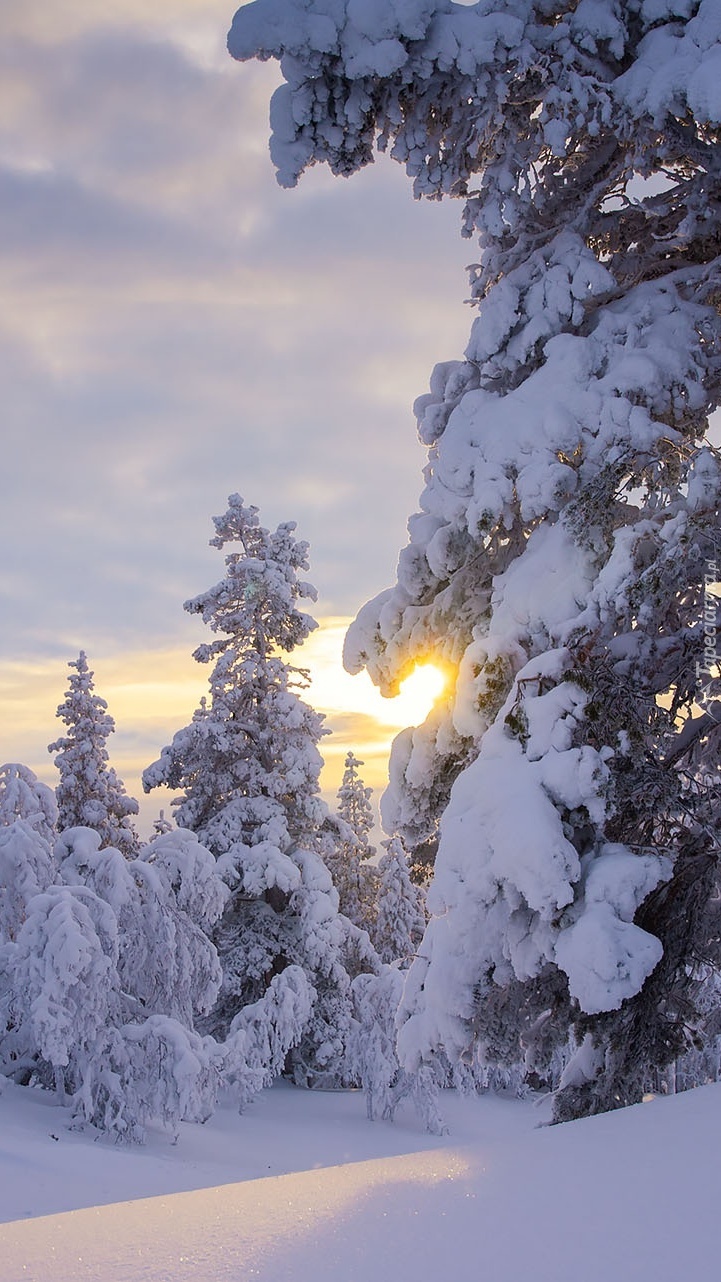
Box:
235 1 721 1116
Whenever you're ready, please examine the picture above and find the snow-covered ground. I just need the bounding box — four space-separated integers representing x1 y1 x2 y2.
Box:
0 1078 717 1281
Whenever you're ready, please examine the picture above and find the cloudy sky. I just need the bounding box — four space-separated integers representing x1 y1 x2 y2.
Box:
1 0 473 830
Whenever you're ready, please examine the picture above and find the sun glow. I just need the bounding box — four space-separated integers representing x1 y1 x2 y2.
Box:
0 622 453 840
394 663 449 727
302 623 450 736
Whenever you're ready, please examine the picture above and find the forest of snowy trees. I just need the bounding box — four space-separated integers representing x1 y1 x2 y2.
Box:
3 0 721 1138
0 499 432 1138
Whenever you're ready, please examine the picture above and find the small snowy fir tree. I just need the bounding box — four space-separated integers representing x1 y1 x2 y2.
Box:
233 0 721 1117
325 752 377 930
49 653 139 857
373 837 426 967
144 496 354 1087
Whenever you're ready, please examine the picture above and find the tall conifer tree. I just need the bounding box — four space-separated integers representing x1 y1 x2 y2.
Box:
232 0 721 1116
144 496 353 1085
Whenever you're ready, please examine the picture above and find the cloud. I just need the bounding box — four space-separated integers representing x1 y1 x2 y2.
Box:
0 1 473 824
3 0 240 48
0 165 224 278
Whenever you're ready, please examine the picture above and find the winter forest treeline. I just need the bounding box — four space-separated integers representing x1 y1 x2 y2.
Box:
4 0 721 1135
0 499 430 1140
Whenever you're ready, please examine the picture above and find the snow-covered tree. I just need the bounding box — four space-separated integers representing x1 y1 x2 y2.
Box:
0 817 57 1086
56 827 224 1029
348 966 446 1133
0 763 57 844
348 967 404 1121
373 837 426 966
232 0 721 1116
0 816 314 1137
144 495 354 1085
0 821 55 946
219 965 314 1110
1 824 230 1139
12 884 119 1103
143 497 325 844
10 875 221 1139
325 752 377 930
338 753 375 850
49 653 139 857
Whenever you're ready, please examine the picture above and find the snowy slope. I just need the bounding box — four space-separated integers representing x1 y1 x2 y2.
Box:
0 1080 718 1281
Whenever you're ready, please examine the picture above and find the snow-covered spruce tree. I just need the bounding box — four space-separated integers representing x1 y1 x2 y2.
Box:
56 827 225 1031
231 1 721 1116
325 752 377 930
337 753 375 855
143 495 354 1086
373 837 426 966
49 653 139 857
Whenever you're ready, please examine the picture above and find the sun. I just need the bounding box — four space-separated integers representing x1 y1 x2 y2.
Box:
393 663 449 726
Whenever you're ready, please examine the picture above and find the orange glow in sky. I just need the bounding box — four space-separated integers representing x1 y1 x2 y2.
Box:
0 619 449 839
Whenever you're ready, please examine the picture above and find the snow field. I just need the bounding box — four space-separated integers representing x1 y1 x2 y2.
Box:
0 1079 718 1282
